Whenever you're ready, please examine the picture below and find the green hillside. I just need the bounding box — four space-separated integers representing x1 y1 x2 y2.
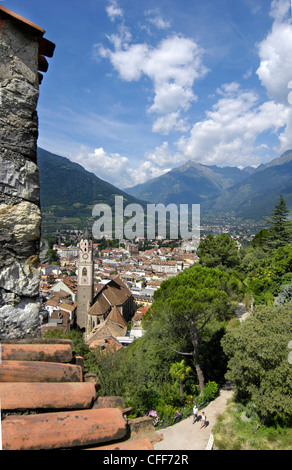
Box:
37 147 143 232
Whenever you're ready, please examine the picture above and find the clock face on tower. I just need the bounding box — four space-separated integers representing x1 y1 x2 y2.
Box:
82 253 88 259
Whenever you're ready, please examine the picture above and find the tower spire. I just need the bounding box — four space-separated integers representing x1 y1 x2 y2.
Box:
76 222 94 333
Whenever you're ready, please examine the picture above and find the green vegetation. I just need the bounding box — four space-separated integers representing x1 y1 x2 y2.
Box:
212 398 292 450
239 196 292 305
44 196 292 447
222 304 292 426
146 264 242 392
197 232 241 269
37 147 143 232
170 360 192 399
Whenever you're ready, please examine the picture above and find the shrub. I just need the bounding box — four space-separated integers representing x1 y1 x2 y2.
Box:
198 381 219 405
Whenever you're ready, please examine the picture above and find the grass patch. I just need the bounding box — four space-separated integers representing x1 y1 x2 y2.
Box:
212 398 292 450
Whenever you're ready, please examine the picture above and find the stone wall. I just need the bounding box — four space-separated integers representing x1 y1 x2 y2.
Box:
0 15 43 339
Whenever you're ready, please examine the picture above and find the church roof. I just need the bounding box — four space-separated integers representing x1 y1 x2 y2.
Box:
81 223 92 240
101 277 132 306
88 336 123 353
107 306 128 328
87 295 111 317
86 318 127 345
88 277 133 318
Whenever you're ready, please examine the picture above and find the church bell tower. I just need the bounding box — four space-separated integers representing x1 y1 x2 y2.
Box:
76 227 94 331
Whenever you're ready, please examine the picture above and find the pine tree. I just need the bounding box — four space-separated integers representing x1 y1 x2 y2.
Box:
266 195 291 250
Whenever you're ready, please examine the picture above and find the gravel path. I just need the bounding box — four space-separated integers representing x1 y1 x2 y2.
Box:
154 388 234 451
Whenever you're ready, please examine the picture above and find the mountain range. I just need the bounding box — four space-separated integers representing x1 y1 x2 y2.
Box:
125 150 292 221
125 161 252 205
37 147 143 232
38 147 292 233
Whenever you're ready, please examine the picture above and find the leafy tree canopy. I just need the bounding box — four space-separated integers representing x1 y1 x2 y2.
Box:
147 264 243 391
197 233 241 269
222 303 292 426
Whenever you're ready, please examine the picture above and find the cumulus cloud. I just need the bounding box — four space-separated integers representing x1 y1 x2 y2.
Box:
269 0 291 22
256 16 292 104
144 141 185 168
152 112 190 135
72 146 169 189
89 0 292 187
255 0 292 152
73 147 129 185
176 83 289 167
127 160 171 187
96 31 208 135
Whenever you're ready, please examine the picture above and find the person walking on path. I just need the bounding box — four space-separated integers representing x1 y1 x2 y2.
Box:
154 387 233 450
200 411 207 429
192 403 198 424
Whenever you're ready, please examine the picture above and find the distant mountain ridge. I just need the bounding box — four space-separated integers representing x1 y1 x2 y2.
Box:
125 150 292 221
124 160 251 206
37 147 144 232
38 147 292 232
209 150 292 219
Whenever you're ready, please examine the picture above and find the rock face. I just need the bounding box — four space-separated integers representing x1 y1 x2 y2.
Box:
0 8 54 339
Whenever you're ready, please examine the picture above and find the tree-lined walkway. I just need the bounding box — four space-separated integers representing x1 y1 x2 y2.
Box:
154 387 233 450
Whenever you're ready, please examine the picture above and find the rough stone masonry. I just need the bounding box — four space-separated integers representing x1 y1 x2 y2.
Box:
0 7 54 340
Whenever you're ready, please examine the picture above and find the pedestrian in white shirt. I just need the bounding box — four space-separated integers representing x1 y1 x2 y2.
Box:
192 403 198 424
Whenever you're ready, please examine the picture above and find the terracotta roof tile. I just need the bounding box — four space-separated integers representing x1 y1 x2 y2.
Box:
107 305 128 327
0 339 156 450
0 5 45 35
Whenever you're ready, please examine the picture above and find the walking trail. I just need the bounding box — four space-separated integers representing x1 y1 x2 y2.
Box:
154 304 248 450
154 387 234 451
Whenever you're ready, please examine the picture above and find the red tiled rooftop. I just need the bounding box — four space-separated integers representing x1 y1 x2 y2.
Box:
0 339 156 450
0 5 45 35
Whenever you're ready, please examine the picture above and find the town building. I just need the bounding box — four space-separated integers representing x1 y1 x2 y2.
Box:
76 228 136 343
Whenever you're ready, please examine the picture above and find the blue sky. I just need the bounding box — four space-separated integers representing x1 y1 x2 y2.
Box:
3 0 292 188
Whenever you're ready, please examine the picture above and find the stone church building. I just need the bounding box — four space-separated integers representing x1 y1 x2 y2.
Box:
76 228 136 343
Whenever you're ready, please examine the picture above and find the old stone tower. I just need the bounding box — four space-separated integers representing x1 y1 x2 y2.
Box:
76 227 94 332
0 6 55 339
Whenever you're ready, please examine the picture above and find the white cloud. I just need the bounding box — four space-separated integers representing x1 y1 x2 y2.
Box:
256 19 292 104
269 0 291 22
144 8 171 30
148 16 171 30
152 112 190 135
71 146 170 189
127 160 170 187
96 33 208 134
176 84 289 167
73 147 129 185
144 141 185 168
255 0 292 153
149 82 196 114
106 0 123 22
